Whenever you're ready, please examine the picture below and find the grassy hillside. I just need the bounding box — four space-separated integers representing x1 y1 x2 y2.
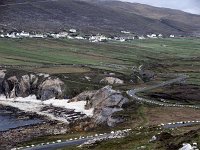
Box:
0 0 199 35
0 38 200 85
2 37 199 150
95 1 200 27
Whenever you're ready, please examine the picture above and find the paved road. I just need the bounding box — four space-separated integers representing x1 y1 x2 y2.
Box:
24 138 91 150
127 74 200 109
23 134 110 150
163 122 200 129
21 74 200 150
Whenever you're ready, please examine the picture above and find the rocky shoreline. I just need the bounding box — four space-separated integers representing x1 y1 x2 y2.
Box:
0 69 135 149
0 122 69 150
0 104 69 150
0 104 46 121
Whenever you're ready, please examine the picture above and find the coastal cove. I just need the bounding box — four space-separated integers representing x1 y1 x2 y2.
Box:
0 107 42 132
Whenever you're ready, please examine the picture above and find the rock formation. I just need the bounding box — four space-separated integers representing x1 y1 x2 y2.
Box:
37 78 65 100
100 77 124 85
88 86 129 127
0 70 6 94
0 70 65 100
69 85 129 127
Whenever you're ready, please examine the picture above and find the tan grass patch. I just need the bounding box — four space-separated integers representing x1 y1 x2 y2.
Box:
144 107 200 125
34 66 90 74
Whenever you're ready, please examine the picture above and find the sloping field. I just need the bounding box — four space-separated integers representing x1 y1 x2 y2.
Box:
0 38 200 84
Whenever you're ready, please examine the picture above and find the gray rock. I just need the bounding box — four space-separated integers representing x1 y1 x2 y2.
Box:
139 70 155 81
100 77 124 85
84 86 129 126
0 70 6 94
7 76 18 98
86 86 128 108
1 72 65 100
30 74 38 93
37 78 65 100
16 75 31 97
93 107 123 126
107 116 124 127
68 90 97 103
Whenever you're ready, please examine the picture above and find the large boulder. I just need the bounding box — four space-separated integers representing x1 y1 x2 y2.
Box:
75 86 129 127
90 86 129 126
86 86 128 108
139 70 155 82
29 74 39 94
6 76 18 98
100 77 124 85
1 71 65 100
15 75 31 97
37 78 65 100
68 90 97 103
0 70 6 94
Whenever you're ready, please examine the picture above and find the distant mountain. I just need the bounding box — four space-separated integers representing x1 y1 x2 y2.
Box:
0 0 199 36
91 0 200 34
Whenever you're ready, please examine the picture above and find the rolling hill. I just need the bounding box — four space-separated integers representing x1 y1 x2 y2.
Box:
0 0 200 35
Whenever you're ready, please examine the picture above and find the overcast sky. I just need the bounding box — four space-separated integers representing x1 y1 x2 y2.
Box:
120 0 200 14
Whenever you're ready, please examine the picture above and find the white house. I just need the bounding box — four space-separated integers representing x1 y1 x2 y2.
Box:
30 34 46 38
58 32 68 38
119 37 125 42
158 34 163 38
5 33 18 38
89 35 108 42
69 29 77 33
67 35 74 39
139 36 145 40
19 31 30 37
75 36 84 40
147 34 157 38
121 31 131 34
170 35 175 38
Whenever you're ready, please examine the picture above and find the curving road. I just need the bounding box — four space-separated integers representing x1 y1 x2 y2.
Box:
20 74 200 150
22 133 120 150
23 138 92 150
127 74 200 109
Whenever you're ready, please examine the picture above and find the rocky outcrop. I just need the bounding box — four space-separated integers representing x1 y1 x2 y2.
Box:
71 86 129 127
88 86 129 127
5 76 18 98
16 75 31 97
0 70 6 94
139 70 155 82
68 90 97 103
0 70 65 100
131 66 155 83
100 77 124 85
37 78 65 100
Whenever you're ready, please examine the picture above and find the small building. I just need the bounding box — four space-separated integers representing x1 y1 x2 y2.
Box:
158 34 163 38
147 34 157 38
75 36 84 40
69 29 77 33
121 31 131 34
19 31 30 37
138 36 145 40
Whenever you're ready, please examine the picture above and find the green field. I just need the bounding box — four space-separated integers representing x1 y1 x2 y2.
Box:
0 38 200 84
3 37 199 150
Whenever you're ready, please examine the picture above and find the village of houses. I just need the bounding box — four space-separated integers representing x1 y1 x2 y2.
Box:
0 28 176 42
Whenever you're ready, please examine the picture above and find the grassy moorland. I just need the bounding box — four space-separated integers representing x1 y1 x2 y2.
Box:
0 38 200 84
2 37 199 149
